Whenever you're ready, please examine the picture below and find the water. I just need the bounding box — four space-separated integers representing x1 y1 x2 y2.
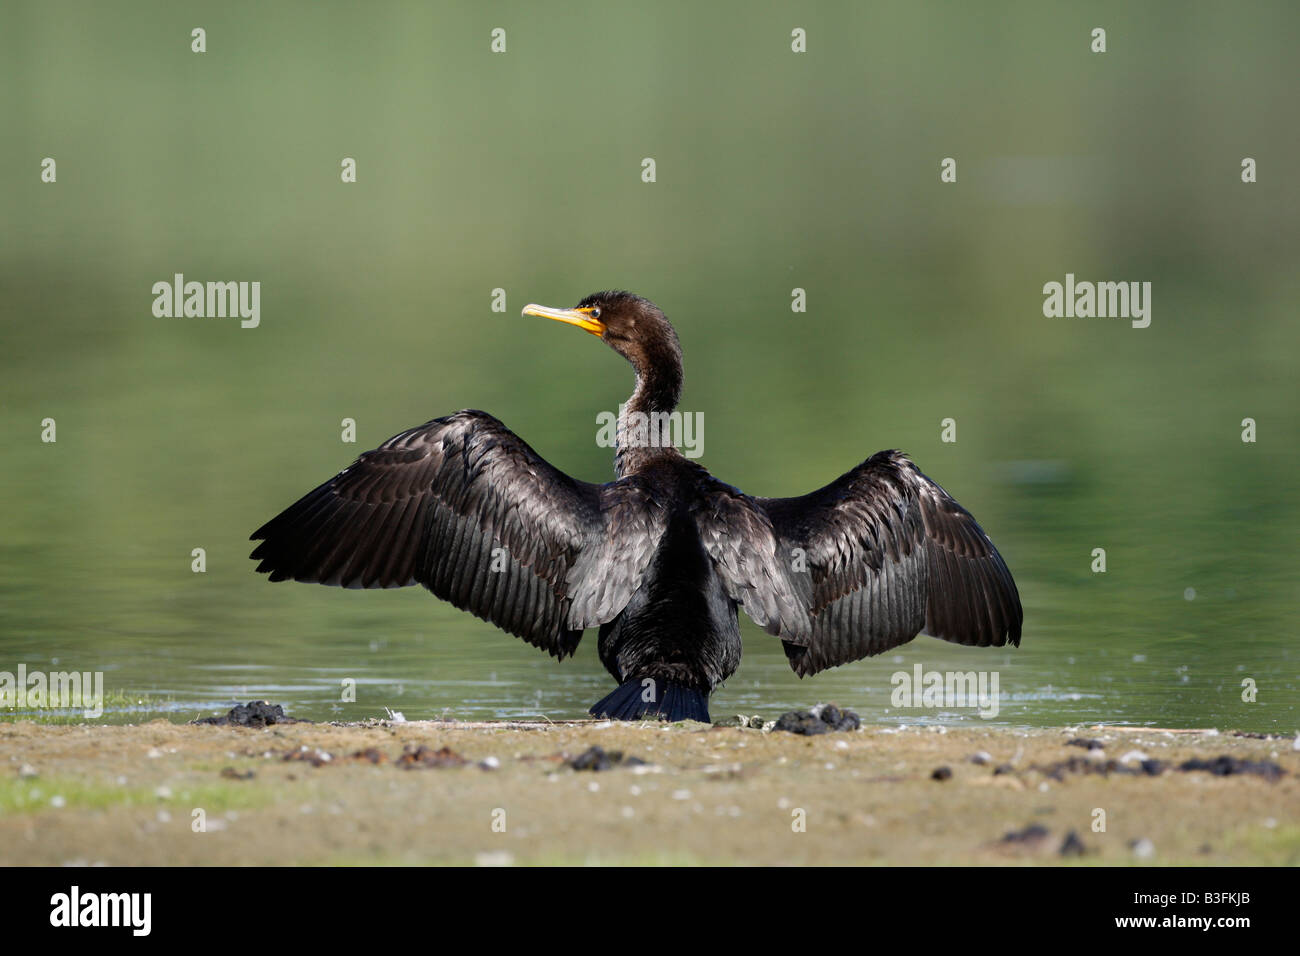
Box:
1 1 1297 730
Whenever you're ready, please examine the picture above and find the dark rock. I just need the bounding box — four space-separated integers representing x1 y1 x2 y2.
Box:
567 745 647 771
773 704 861 735
194 700 302 728
1177 755 1284 780
931 766 953 781
824 706 861 732
1066 737 1105 750
1032 755 1167 780
1001 824 1050 846
1059 830 1087 856
570 746 617 770
773 711 829 735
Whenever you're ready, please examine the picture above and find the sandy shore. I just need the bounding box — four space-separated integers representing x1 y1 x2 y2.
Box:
2 718 1296 866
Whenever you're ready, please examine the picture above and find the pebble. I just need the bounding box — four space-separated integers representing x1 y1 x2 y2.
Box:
1131 838 1156 859
1001 824 1050 846
1059 831 1087 856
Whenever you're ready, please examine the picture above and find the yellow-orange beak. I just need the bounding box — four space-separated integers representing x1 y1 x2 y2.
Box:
522 303 605 336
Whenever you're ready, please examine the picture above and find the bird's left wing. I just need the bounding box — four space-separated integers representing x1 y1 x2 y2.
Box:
250 410 666 658
702 451 1021 676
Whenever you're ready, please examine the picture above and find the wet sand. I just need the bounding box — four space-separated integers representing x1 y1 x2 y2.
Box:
1 719 1296 866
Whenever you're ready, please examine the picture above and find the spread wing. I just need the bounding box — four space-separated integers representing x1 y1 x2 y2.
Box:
704 451 1022 676
249 410 666 659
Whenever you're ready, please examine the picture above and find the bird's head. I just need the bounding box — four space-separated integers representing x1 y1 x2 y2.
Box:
523 291 682 382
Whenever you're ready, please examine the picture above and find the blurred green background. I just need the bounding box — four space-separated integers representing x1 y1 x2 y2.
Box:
2 1 1296 728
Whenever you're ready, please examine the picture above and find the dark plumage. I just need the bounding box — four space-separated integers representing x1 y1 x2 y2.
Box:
250 290 1022 722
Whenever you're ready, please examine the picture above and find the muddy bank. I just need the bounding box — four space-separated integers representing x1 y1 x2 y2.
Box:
1 719 1296 865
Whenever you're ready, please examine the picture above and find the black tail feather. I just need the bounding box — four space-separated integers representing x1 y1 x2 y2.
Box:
590 678 711 723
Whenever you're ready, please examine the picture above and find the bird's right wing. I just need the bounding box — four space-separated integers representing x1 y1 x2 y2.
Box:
250 410 666 659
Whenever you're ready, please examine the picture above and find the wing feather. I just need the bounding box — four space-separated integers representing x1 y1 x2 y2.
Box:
703 451 1022 677
250 410 665 658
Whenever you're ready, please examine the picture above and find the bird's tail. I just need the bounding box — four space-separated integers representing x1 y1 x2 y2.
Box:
590 678 711 723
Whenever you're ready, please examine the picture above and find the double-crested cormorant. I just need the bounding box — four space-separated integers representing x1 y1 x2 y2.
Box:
250 291 1022 722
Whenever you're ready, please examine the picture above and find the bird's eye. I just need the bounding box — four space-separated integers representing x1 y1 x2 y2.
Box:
590 307 601 318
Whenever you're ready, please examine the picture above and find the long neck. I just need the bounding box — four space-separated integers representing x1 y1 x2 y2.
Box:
614 358 684 476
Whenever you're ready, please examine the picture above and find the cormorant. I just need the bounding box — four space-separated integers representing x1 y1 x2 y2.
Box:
250 291 1022 722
